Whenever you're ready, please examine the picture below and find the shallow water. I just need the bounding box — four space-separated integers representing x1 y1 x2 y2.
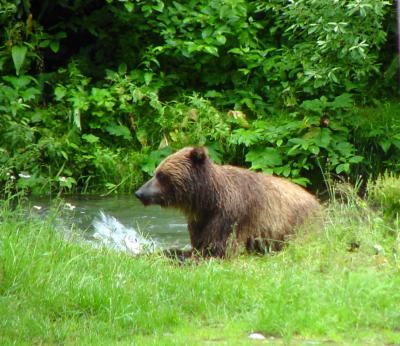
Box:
28 195 189 253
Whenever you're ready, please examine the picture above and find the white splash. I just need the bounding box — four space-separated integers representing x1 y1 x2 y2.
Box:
92 211 154 255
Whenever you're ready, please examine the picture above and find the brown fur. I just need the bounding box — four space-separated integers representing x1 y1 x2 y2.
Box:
135 147 320 257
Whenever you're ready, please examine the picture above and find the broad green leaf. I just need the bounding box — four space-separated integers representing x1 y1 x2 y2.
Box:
201 27 213 39
152 1 164 12
140 147 173 175
60 151 68 160
328 71 338 83
287 144 302 156
124 2 134 12
230 128 262 146
204 46 219 56
315 128 331 148
20 87 40 101
288 138 307 145
335 142 354 156
291 177 310 187
144 72 153 85
11 45 28 75
204 90 222 98
348 155 363 164
50 41 60 53
54 86 67 100
39 40 50 48
379 140 391 153
228 48 243 55
106 124 131 140
309 146 320 155
336 163 350 174
82 134 100 143
3 75 33 89
300 98 326 114
216 35 226 45
246 147 282 170
331 93 353 109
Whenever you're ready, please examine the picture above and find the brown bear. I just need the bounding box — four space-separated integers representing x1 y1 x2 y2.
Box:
135 146 320 257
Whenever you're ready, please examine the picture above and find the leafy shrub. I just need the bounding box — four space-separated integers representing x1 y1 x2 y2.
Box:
229 93 363 185
0 0 397 194
351 102 400 177
279 0 390 100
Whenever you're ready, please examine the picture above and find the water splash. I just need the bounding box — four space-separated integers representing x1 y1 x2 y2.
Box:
91 211 155 255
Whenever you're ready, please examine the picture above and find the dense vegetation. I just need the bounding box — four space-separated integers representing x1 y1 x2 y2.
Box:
1 177 400 344
0 0 399 194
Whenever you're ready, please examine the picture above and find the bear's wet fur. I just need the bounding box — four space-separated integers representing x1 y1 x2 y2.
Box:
135 147 320 257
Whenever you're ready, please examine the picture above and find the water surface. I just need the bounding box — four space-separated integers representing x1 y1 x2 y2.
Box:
29 195 189 253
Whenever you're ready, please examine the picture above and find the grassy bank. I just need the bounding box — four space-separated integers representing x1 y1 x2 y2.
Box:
1 192 400 345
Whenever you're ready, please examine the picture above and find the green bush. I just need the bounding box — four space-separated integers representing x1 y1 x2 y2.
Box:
352 102 400 177
278 0 391 100
0 0 397 193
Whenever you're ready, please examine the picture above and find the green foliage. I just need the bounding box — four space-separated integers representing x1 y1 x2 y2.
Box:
0 0 397 193
279 0 390 100
230 94 364 185
140 147 173 176
11 45 27 75
351 102 400 176
0 66 147 194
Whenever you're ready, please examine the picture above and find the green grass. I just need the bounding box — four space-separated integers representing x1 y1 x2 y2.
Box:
1 195 400 345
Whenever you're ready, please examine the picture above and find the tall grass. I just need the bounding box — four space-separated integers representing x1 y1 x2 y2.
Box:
1 181 400 345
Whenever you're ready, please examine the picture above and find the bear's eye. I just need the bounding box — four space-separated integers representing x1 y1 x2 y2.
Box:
156 171 167 183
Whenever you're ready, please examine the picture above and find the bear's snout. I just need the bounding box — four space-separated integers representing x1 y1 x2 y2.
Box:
134 189 144 200
135 178 163 206
134 186 153 206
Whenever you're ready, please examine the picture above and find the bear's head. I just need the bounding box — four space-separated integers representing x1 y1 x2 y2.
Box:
135 147 210 209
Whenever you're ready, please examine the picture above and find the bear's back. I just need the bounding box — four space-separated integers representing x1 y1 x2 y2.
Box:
217 164 320 246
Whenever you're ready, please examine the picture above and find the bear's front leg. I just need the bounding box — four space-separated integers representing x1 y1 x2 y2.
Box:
189 215 237 257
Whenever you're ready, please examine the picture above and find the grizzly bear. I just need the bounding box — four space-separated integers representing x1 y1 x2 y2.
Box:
135 147 320 257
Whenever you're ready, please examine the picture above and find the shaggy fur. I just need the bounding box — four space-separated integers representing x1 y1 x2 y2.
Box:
135 147 320 257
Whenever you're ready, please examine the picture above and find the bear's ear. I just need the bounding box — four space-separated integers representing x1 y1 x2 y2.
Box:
189 147 208 164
